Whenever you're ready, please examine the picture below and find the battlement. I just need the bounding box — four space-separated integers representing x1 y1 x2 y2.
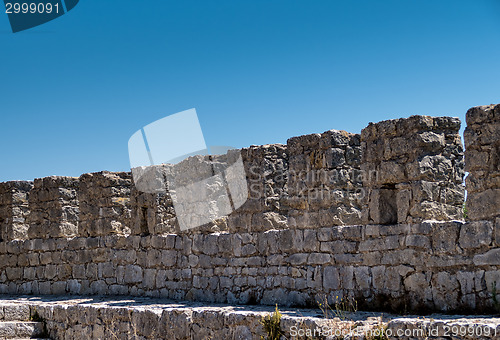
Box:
0 104 498 313
0 114 467 241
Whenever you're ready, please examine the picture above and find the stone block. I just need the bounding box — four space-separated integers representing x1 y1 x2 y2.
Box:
473 248 500 266
323 266 340 290
467 188 500 221
459 221 493 250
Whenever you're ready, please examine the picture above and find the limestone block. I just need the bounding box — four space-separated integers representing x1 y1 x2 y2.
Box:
473 248 500 266
459 221 493 250
323 266 340 290
431 271 459 311
467 188 500 221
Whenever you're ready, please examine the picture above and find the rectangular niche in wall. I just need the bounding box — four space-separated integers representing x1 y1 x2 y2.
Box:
379 184 397 225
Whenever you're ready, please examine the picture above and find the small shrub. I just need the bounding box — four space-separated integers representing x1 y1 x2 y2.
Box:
334 296 357 320
260 305 284 340
463 203 468 220
317 295 357 321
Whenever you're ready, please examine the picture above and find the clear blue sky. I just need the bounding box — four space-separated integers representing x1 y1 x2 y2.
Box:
1 0 499 181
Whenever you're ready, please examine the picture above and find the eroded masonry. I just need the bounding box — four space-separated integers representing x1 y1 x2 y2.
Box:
0 104 499 314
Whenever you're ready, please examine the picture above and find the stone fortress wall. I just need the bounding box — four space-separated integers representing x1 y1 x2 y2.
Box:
0 104 498 313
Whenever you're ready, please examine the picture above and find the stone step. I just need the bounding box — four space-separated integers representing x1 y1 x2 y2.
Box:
0 305 31 321
0 321 46 339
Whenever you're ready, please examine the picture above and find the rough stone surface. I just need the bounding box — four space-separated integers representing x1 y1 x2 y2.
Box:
464 104 500 221
0 220 498 313
361 115 464 224
78 171 132 237
287 130 363 228
0 181 33 242
27 176 79 239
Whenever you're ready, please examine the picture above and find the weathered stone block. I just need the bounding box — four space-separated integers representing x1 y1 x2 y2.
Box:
323 266 340 290
467 189 500 222
459 221 493 250
473 248 500 266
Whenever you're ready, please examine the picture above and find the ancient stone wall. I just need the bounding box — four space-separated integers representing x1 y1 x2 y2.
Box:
1 106 500 313
464 104 500 222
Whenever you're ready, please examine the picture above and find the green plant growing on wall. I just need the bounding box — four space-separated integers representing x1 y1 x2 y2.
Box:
463 202 468 220
260 305 284 340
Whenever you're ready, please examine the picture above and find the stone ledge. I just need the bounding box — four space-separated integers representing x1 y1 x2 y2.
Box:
1 295 500 339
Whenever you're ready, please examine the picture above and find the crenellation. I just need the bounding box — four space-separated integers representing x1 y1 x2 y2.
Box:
78 171 132 237
465 104 500 221
27 176 79 239
0 181 33 242
287 130 363 229
362 115 464 225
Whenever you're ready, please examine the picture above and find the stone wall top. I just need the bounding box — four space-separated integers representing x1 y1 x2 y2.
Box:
0 108 486 240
